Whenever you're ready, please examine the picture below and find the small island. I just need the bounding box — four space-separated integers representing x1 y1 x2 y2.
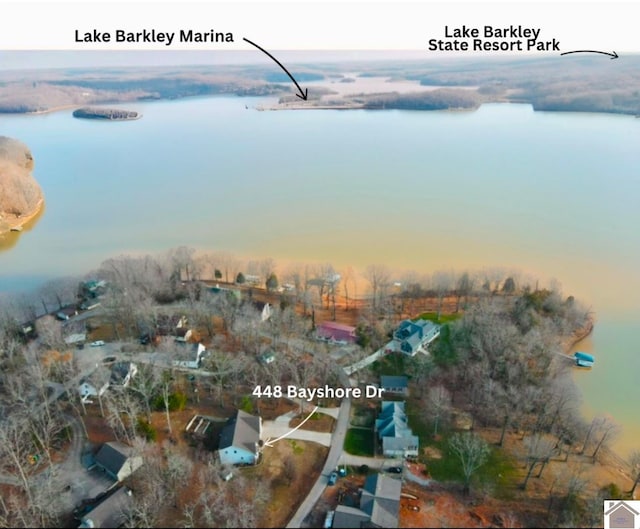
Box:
72 107 141 121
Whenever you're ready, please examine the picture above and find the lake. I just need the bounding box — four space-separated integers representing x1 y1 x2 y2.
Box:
1 96 638 457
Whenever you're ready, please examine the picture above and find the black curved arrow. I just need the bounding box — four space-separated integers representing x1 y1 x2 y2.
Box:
560 50 618 59
243 37 308 100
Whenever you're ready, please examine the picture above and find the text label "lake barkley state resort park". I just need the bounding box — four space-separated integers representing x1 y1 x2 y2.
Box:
74 29 234 46
252 385 385 401
428 25 560 52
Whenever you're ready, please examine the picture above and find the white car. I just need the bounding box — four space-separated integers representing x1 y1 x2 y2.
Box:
90 340 105 347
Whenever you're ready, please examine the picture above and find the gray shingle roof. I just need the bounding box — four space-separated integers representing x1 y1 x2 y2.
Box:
94 442 132 476
219 410 261 454
380 376 408 390
79 486 133 528
332 505 371 528
361 474 401 528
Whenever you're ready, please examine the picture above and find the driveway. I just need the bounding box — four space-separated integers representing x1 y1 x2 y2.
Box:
262 421 332 447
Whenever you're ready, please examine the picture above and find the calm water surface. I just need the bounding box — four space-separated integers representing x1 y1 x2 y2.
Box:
1 97 638 455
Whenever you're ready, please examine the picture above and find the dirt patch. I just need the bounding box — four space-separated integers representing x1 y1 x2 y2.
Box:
291 412 336 433
254 440 328 528
257 398 299 421
424 446 442 459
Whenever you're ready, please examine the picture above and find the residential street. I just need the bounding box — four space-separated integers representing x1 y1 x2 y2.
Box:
286 367 352 528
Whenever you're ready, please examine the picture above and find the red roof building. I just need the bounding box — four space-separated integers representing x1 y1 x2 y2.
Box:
317 322 357 344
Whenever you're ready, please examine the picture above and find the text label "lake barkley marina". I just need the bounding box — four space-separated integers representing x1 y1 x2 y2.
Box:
252 385 385 401
74 29 234 46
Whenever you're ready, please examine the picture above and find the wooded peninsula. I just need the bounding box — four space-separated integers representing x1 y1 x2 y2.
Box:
0 247 638 528
1 54 639 116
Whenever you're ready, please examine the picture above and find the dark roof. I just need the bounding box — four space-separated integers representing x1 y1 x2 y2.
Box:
332 505 370 528
79 486 133 528
219 410 261 454
110 362 134 385
94 442 132 476
380 376 408 390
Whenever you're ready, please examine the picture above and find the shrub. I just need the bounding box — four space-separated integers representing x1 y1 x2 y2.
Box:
137 418 157 441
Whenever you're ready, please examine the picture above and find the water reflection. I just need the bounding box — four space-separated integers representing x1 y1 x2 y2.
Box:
0 201 45 253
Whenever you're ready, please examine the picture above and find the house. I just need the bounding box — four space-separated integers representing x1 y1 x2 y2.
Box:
79 300 101 311
174 327 193 343
56 306 78 321
333 474 401 528
375 401 419 458
258 349 276 365
604 501 639 529
94 442 143 482
78 279 107 300
109 362 137 387
218 410 262 466
78 486 133 529
317 322 357 345
19 321 36 340
380 375 409 396
250 300 273 323
78 379 109 403
172 343 207 369
261 303 273 322
155 314 188 337
393 319 440 356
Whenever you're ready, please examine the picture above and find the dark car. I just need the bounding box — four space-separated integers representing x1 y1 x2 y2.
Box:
386 466 403 474
102 355 117 364
328 471 338 486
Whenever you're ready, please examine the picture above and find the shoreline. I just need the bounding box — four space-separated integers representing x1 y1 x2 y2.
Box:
0 197 45 236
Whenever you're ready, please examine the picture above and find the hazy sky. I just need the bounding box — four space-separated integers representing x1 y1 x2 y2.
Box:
0 1 637 54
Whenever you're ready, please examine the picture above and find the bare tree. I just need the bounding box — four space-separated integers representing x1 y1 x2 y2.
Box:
129 363 160 423
521 434 557 490
426 385 451 437
449 432 490 494
432 269 454 320
163 442 194 508
628 450 640 497
590 416 619 463
34 315 64 350
455 271 474 312
364 264 391 312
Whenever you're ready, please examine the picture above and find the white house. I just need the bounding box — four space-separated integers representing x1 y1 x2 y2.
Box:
392 319 440 356
375 401 419 458
109 362 137 388
218 410 262 466
173 343 207 369
78 379 109 403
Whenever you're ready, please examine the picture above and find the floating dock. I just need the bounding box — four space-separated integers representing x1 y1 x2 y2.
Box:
573 351 595 368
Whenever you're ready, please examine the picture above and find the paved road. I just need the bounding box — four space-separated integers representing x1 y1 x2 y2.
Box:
286 368 352 529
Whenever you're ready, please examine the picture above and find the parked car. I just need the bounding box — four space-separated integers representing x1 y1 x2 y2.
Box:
90 340 105 347
102 355 117 364
386 466 403 474
327 471 338 486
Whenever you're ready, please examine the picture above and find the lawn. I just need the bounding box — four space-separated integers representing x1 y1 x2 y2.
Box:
417 312 462 324
370 353 408 377
405 398 518 498
344 428 375 456
350 403 375 428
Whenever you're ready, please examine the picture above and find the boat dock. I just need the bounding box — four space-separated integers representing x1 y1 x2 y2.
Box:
555 351 595 368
